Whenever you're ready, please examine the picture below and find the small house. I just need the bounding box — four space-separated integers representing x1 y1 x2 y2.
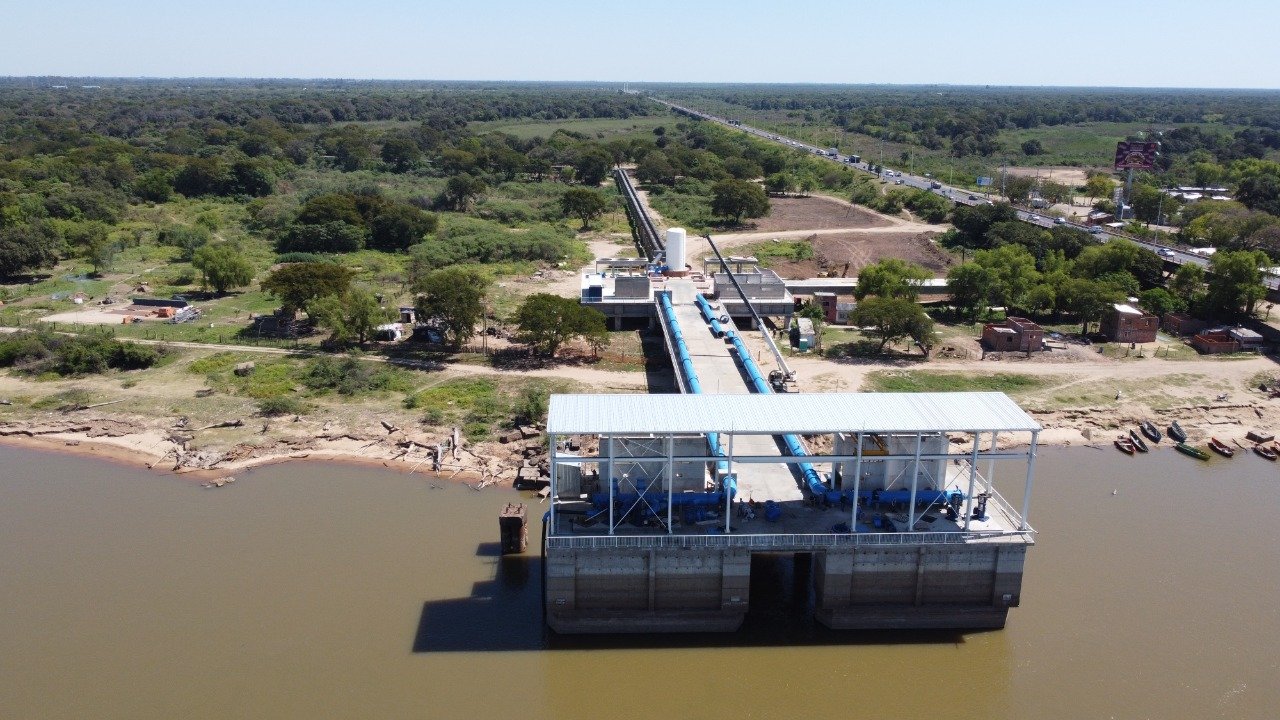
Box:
791 318 816 351
1191 329 1240 354
1101 304 1158 343
981 317 1045 352
1228 327 1264 352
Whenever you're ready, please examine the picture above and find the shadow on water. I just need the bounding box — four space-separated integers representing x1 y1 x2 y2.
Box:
413 546 975 653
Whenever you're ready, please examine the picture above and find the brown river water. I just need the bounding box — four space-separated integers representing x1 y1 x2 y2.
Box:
1 443 1277 719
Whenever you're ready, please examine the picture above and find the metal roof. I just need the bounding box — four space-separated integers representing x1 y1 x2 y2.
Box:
548 392 1041 436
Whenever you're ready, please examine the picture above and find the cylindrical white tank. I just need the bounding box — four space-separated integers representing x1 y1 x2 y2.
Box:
665 228 687 271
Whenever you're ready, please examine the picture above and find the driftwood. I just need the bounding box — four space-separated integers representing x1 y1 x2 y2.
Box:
62 398 128 413
198 419 244 431
380 420 400 434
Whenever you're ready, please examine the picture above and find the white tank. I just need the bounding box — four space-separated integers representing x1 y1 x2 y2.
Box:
665 228 687 271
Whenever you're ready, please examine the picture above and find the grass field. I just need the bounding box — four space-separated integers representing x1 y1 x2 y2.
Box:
468 116 668 141
863 370 1055 396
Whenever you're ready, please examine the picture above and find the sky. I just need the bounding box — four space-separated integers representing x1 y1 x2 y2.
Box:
3 0 1278 89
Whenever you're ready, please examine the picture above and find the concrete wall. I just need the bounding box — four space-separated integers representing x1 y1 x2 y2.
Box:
545 548 750 633
546 542 1026 633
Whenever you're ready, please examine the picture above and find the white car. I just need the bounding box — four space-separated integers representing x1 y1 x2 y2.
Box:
1159 248 1176 257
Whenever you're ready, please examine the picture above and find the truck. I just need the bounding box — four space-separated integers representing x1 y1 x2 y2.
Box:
827 147 839 157
848 154 861 164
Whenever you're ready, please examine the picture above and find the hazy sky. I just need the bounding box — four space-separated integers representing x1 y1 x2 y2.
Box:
3 0 1277 88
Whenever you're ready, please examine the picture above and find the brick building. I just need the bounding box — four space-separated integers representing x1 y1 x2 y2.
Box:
1101 304 1158 343
981 317 1045 352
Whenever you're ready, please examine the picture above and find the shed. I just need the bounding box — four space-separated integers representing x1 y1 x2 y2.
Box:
791 318 816 351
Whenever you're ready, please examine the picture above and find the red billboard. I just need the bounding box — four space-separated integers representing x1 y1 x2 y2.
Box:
1114 141 1159 170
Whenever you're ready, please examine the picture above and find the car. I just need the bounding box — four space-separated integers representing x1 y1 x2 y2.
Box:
1159 248 1176 257
968 194 980 201
929 181 942 189
1090 226 1105 235
894 179 904 185
1053 217 1066 225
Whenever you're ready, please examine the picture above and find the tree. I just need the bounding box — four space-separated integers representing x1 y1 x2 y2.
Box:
560 188 610 231
1139 288 1182 317
368 205 437 252
413 267 490 347
710 179 770 224
853 258 931 301
275 221 367 254
0 222 62 277
1083 174 1115 206
380 135 422 172
515 293 608 357
133 170 172 203
1021 139 1045 156
297 193 364 226
308 286 389 346
192 244 254 295
1236 172 1280 216
1205 249 1268 317
849 297 934 353
572 146 613 186
635 152 676 186
975 244 1040 311
261 262 355 317
946 262 995 320
439 174 487 211
1004 176 1035 204
84 233 118 275
1058 277 1123 335
1169 263 1205 299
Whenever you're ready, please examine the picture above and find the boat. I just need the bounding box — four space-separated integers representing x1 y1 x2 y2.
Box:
1140 421 1161 443
1254 444 1277 461
1176 443 1211 460
1114 437 1136 455
1128 429 1149 453
1168 421 1187 443
1208 438 1234 458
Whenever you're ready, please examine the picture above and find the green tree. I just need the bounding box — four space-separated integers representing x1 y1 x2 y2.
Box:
1083 174 1115 206
192 244 254 295
84 233 118 275
1169 262 1205 299
1004 176 1036 204
1059 277 1123 335
1205 249 1268 317
297 193 364 226
975 244 1040 311
0 222 62 277
413 267 490 347
261 262 355 317
515 293 608 357
133 170 172 203
946 262 995 320
560 187 610 231
636 152 676 186
572 146 613 186
1021 139 1045 156
275 221 367 254
854 258 932 301
439 174 487 211
308 286 389 346
849 297 934 353
1139 288 1182 317
710 179 770 223
368 205 437 252
380 135 422 172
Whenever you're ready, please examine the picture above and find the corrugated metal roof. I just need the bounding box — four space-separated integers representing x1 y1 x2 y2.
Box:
548 393 1041 436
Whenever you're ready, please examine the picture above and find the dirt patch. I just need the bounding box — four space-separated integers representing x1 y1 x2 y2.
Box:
1004 166 1089 187
763 230 954 279
741 196 894 232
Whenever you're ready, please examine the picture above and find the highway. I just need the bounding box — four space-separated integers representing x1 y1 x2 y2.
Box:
654 98 1280 293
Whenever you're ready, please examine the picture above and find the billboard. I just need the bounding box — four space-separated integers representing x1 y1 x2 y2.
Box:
1114 141 1159 170
976 176 994 187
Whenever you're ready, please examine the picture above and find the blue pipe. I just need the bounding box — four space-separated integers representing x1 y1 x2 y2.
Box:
658 293 731 479
726 332 828 498
694 294 725 338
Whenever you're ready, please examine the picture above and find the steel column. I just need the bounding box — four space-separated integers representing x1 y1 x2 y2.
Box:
907 433 922 528
1020 430 1039 531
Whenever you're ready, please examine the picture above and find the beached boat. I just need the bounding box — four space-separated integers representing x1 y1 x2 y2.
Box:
1254 444 1277 461
1128 429 1149 453
1168 421 1187 443
1115 437 1136 455
1209 438 1234 458
1176 443 1210 460
1140 421 1161 443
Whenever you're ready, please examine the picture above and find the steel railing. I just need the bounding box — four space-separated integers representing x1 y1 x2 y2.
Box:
546 528 1033 552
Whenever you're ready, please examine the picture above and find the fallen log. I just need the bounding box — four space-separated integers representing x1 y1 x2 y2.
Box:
199 419 244 431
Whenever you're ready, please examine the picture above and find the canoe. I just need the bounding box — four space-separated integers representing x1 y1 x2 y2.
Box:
1128 429 1149 453
1140 421 1161 443
1176 443 1210 460
1254 444 1277 461
1209 438 1234 458
1168 421 1187 443
1114 437 1136 455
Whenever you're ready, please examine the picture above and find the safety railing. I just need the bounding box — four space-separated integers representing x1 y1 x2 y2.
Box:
546 527 1034 552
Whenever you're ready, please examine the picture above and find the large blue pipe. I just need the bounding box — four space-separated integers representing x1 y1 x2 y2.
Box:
694 294 725 338
726 331 829 498
658 293 730 478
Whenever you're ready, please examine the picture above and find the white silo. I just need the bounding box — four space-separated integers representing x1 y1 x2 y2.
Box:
665 228 688 275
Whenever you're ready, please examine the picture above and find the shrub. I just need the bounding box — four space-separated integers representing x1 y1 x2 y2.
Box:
258 396 306 416
0 331 163 376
